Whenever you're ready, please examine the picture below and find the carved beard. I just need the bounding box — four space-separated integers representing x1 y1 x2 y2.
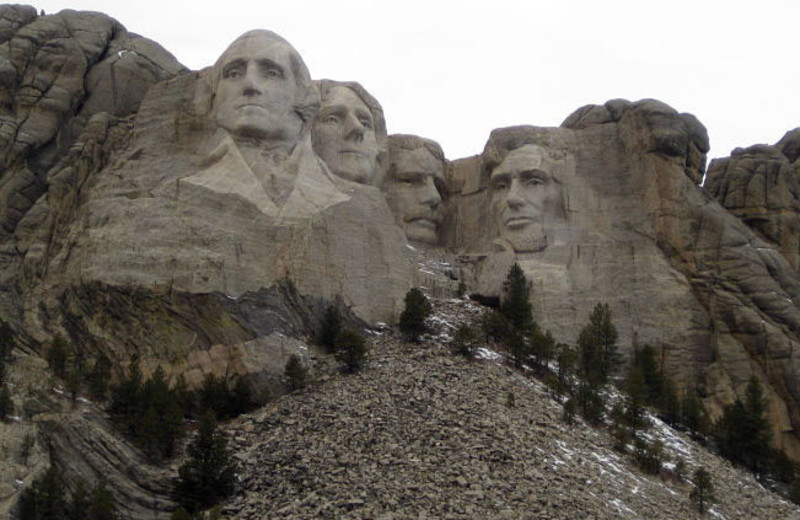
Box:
506 226 547 253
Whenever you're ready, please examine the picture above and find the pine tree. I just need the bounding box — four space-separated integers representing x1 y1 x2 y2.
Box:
499 263 535 332
451 323 478 358
317 304 342 353
399 288 432 342
68 482 90 520
174 411 236 514
0 382 12 419
689 467 715 514
87 355 112 400
622 365 650 434
18 466 69 520
633 344 663 405
335 329 368 373
46 333 70 379
680 391 707 436
284 354 308 391
715 377 772 473
479 311 511 343
556 343 577 384
87 479 118 520
578 303 619 384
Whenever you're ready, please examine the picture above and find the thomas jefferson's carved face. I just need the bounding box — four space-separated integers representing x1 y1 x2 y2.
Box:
384 147 444 245
213 33 302 146
312 86 379 183
490 144 561 253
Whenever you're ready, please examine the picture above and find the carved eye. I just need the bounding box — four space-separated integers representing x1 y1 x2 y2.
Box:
264 67 283 79
492 180 509 191
324 115 340 124
223 67 243 79
525 177 544 187
359 117 373 130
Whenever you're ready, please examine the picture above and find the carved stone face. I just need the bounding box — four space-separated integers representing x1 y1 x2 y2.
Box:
212 32 302 146
312 86 379 183
384 147 444 245
490 144 561 253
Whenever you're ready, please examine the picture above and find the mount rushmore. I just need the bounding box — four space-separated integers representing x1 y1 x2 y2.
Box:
2 5 800 470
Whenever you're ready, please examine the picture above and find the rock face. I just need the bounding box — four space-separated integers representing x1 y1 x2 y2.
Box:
704 129 800 269
0 7 185 238
2 6 800 519
9 27 412 390
449 99 800 458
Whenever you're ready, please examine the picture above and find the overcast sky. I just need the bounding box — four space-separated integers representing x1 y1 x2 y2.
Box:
33 0 800 163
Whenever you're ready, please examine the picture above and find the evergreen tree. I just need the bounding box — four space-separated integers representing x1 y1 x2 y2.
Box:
716 376 772 473
46 334 70 379
556 343 577 385
284 354 308 391
499 263 535 333
198 373 232 420
335 329 368 373
577 378 605 424
174 412 236 514
399 288 432 342
633 344 663 405
530 329 555 369
67 482 90 520
0 382 12 419
680 390 707 436
622 365 650 434
657 378 680 426
0 319 12 385
229 378 255 417
451 323 478 358
87 479 117 520
577 303 619 385
18 466 69 520
689 467 715 514
479 311 511 344
87 355 112 400
317 304 342 353
109 356 143 426
508 328 532 368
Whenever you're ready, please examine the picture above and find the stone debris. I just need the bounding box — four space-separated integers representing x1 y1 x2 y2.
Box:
216 298 800 519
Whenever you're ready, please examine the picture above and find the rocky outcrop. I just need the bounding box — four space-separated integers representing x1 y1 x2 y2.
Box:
0 7 185 237
704 129 800 269
447 99 800 458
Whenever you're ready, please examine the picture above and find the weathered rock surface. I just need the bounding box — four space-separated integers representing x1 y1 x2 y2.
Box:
448 99 800 459
704 129 800 269
216 298 800 519
0 7 185 237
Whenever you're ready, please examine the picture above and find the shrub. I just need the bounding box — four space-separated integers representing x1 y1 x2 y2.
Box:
399 288 431 342
284 354 308 391
335 329 368 373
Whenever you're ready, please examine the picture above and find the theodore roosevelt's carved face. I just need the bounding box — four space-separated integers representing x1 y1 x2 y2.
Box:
384 145 444 245
212 31 303 147
490 144 562 253
312 85 379 183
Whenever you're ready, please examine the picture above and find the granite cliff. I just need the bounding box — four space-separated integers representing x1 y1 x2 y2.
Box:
0 5 799 519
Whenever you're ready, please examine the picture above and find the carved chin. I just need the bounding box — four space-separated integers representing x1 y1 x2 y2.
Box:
504 226 547 253
330 154 376 183
405 221 439 245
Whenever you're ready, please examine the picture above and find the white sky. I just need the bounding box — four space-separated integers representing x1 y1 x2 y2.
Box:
31 0 800 162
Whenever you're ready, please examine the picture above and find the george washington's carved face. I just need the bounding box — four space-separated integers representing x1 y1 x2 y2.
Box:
212 32 303 147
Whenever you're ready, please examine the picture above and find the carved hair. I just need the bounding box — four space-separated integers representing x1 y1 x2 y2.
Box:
206 30 319 128
482 126 567 183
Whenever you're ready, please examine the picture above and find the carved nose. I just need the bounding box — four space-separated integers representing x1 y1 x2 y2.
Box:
344 114 365 142
422 177 442 207
506 181 524 208
242 66 262 96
